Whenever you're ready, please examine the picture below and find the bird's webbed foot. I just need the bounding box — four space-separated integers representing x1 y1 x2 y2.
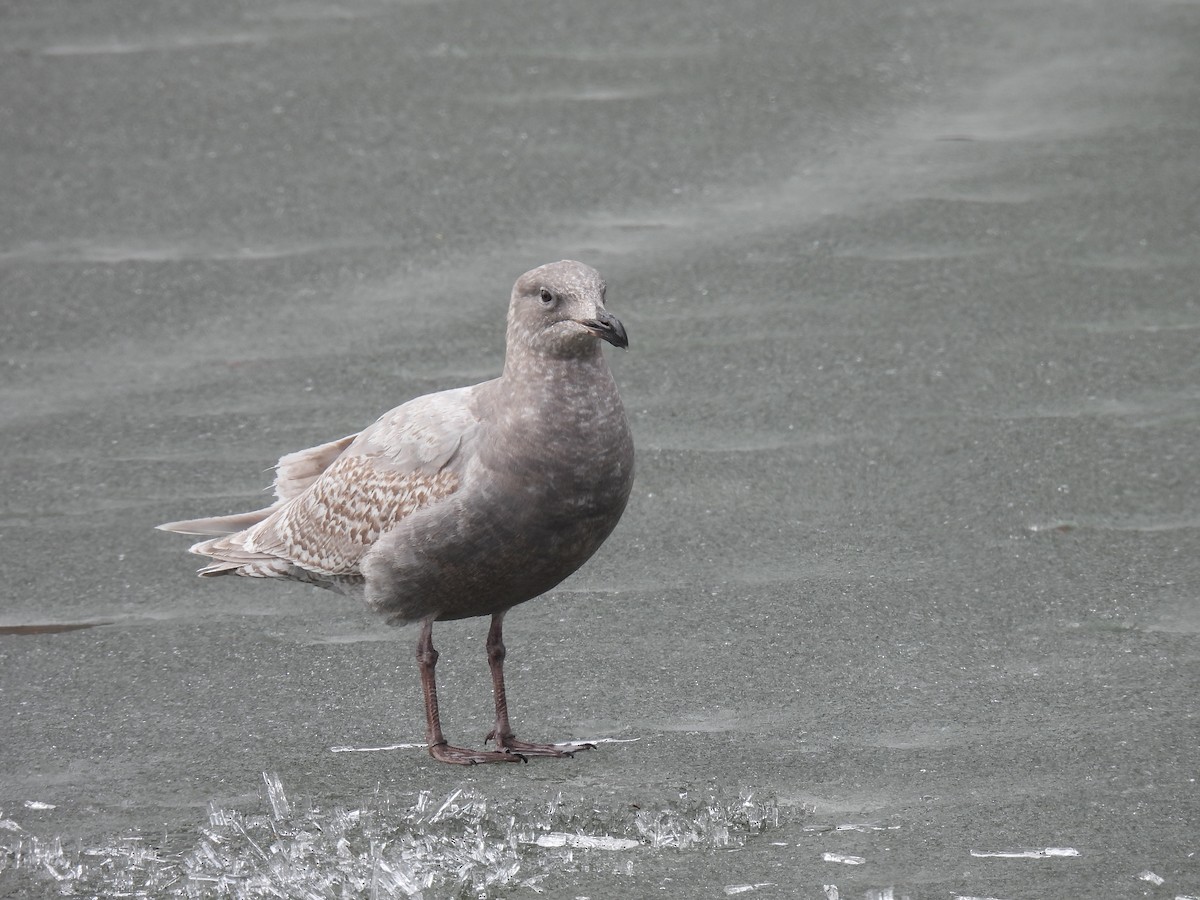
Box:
484 730 596 758
428 741 526 765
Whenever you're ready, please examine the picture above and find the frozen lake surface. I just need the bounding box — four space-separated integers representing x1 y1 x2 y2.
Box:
2 0 1198 897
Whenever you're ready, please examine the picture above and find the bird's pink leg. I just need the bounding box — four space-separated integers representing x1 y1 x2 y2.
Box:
483 612 594 758
417 617 523 765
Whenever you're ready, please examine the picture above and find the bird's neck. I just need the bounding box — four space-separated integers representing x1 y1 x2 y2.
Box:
489 348 622 449
501 337 605 385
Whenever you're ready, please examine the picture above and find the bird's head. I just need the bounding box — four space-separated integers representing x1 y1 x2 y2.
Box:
506 260 628 361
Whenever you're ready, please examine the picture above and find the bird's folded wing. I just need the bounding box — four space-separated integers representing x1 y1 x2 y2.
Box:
191 387 481 577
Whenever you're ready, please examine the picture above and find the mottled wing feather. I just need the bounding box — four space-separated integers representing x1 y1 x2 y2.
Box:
243 454 460 575
186 386 479 581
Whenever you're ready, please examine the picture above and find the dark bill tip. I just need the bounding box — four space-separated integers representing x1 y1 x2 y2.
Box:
582 311 629 349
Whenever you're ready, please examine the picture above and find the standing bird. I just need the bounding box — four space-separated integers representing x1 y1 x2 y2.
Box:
159 260 634 765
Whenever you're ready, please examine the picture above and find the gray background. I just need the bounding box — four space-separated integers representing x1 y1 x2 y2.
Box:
2 0 1197 897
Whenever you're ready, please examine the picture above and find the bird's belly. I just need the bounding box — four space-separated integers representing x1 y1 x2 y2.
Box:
361 473 629 625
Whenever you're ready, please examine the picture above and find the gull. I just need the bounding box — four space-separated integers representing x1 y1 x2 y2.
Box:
159 260 634 764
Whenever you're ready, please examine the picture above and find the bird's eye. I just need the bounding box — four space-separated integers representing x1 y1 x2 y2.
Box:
539 287 555 305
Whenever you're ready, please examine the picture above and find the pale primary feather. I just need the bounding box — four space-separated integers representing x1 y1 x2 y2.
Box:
157 433 359 537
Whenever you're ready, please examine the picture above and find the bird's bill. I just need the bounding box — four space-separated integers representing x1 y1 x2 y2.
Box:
580 311 629 349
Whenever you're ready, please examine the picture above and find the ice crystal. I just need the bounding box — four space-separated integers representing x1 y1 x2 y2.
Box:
0 779 788 898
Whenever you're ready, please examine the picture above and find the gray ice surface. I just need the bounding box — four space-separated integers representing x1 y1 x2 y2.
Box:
2 0 1199 897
